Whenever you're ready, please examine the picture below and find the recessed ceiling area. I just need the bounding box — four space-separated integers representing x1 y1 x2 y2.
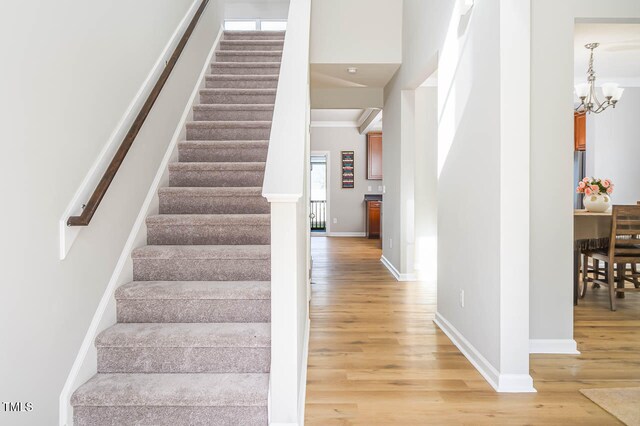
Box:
575 23 640 86
311 64 400 89
311 109 383 132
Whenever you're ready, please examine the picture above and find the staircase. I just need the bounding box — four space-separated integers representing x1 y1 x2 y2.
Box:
71 30 284 426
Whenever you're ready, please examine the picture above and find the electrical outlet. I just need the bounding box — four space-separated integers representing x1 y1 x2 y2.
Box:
460 289 465 308
333 218 337 224
378 185 383 192
382 185 386 193
389 238 393 248
368 186 372 192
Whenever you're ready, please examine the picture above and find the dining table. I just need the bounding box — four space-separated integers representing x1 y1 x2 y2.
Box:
574 209 612 304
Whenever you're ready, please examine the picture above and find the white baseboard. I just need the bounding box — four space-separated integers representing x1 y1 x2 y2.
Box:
58 0 203 260
434 312 536 393
58 24 225 426
530 339 580 354
380 255 417 281
327 232 366 237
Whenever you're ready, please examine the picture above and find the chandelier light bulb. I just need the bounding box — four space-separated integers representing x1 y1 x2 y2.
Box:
612 87 624 102
601 83 619 99
575 83 590 99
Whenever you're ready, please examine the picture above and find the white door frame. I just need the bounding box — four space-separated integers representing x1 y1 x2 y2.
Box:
310 151 331 236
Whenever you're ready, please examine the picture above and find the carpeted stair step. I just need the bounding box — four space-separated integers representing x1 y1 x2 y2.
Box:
220 40 284 51
205 75 279 89
200 88 276 104
211 62 280 75
115 281 270 323
223 30 285 41
132 245 270 281
216 50 282 63
186 120 272 140
159 187 269 214
193 104 274 121
71 373 268 426
178 140 269 163
96 323 270 373
146 214 270 245
168 162 265 187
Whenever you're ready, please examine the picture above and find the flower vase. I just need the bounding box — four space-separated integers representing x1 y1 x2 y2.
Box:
583 193 612 213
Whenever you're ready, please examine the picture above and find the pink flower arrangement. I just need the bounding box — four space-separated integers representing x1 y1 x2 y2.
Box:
576 177 614 196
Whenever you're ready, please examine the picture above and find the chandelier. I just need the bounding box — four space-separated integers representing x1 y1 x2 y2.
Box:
574 43 624 114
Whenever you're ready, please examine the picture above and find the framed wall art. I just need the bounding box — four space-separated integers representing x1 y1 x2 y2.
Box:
341 151 354 188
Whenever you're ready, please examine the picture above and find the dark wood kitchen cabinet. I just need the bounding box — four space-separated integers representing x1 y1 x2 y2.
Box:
367 132 383 180
574 112 586 151
366 200 381 239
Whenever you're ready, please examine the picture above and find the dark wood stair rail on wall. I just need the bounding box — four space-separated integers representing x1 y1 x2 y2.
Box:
67 0 210 226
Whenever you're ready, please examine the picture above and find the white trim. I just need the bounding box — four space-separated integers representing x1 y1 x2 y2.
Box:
434 313 536 393
297 318 311 426
58 0 202 260
380 255 418 281
58 24 225 426
310 150 331 235
329 232 366 237
310 121 359 128
529 339 580 354
269 318 310 426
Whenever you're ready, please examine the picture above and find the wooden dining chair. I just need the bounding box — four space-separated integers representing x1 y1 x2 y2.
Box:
588 205 640 310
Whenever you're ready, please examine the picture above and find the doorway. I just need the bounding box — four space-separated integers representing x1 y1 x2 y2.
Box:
310 152 329 235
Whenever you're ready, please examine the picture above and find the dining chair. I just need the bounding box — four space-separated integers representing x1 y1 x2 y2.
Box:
587 205 640 310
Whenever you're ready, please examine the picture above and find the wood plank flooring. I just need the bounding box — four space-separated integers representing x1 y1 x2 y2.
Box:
305 237 640 425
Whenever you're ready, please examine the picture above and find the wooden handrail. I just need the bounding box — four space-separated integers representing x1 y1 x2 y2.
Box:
68 0 210 226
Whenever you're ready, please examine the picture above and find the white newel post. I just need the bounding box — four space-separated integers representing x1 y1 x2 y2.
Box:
268 198 303 424
262 0 311 424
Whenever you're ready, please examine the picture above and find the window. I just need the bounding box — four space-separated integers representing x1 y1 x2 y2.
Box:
260 20 287 31
224 20 257 31
224 19 287 31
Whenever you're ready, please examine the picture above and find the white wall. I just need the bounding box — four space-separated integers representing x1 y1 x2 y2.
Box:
530 0 640 351
224 0 289 20
585 87 640 205
0 1 223 424
310 126 384 234
383 0 533 391
310 0 402 65
413 87 438 282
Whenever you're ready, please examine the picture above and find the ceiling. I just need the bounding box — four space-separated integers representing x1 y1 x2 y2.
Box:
310 64 400 89
311 109 383 131
574 23 640 86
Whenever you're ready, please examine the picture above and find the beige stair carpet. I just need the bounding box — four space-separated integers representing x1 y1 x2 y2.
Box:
71 29 284 426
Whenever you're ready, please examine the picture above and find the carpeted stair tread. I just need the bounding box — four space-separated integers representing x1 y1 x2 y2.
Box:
216 50 282 57
147 213 269 226
71 373 269 407
159 186 263 197
193 104 275 120
168 161 265 172
96 323 270 348
158 187 269 214
200 88 276 95
132 245 270 261
177 140 269 162
223 30 285 39
220 40 284 51
186 120 273 128
146 214 270 244
206 75 279 81
115 281 270 300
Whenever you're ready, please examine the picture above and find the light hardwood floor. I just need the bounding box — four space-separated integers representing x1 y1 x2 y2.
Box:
305 237 640 425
